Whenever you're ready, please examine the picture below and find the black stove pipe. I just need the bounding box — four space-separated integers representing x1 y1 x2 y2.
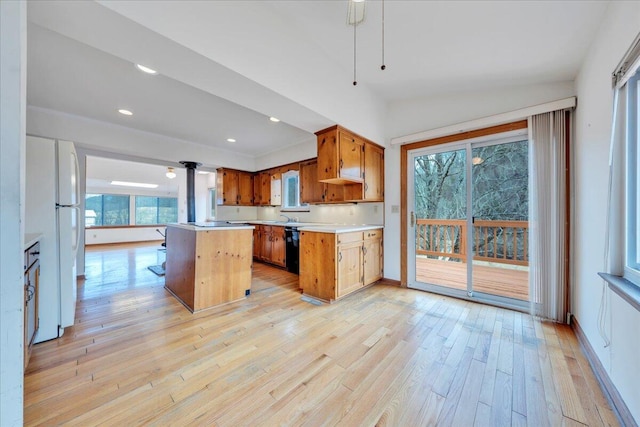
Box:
179 161 201 223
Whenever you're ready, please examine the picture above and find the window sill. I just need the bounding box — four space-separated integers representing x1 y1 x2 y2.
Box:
598 272 640 312
85 225 169 229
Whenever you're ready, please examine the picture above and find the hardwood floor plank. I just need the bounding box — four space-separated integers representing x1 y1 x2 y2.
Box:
23 243 619 426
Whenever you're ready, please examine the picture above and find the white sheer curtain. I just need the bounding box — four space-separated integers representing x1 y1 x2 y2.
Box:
528 110 569 322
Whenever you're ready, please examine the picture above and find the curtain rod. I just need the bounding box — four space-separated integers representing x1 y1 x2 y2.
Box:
612 31 640 89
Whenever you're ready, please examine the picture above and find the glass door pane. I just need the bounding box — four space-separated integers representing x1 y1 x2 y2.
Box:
411 147 469 296
471 140 529 303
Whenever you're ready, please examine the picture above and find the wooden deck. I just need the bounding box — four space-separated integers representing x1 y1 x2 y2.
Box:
23 243 617 426
416 256 529 301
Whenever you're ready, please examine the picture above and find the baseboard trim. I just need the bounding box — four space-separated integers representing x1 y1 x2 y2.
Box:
380 278 401 287
571 315 637 427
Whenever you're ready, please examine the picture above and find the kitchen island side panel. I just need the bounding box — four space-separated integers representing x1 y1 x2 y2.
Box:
165 225 197 310
193 229 253 311
299 231 337 302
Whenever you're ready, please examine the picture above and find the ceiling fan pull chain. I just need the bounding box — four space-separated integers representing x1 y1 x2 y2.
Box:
353 18 358 86
381 0 386 71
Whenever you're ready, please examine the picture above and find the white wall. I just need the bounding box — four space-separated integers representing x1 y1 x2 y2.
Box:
0 1 26 425
383 82 576 281
574 1 640 421
27 106 256 171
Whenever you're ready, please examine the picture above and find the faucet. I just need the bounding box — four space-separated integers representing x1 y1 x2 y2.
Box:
279 214 292 223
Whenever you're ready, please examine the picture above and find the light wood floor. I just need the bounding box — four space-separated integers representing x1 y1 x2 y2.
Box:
416 257 529 301
24 243 619 426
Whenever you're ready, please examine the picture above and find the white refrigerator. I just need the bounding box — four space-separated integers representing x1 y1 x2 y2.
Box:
26 135 80 343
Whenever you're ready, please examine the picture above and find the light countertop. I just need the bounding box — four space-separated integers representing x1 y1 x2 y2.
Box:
297 225 383 233
168 222 255 231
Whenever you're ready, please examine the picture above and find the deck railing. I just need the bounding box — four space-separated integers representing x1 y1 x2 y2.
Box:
416 218 529 266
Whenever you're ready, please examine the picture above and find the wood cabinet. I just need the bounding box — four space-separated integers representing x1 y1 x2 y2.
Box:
363 142 384 201
363 229 383 285
253 171 271 206
300 160 326 204
299 228 383 302
336 235 364 298
216 168 253 206
299 159 364 204
253 225 286 268
316 125 364 184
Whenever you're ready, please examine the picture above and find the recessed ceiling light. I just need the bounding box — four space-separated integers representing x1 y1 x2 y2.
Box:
135 64 158 75
227 138 236 143
111 180 158 189
118 109 133 116
269 117 280 122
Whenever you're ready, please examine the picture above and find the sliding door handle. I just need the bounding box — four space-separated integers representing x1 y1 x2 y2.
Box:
410 211 415 228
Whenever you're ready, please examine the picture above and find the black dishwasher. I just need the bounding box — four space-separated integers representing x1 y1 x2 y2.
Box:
284 227 300 274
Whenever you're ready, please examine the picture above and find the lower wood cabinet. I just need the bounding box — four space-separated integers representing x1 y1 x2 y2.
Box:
253 225 286 268
300 229 383 302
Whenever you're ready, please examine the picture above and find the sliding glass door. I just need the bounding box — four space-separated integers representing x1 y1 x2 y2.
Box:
408 132 530 309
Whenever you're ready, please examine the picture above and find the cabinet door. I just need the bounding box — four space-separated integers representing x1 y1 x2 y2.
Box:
261 226 272 261
261 172 271 205
317 130 339 182
253 173 262 205
363 233 382 285
338 131 364 181
364 142 384 201
300 160 325 204
217 170 238 205
337 241 363 297
270 226 286 267
238 172 254 205
253 227 261 259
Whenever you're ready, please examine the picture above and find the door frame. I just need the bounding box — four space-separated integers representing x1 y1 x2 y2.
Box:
406 128 530 310
400 120 528 286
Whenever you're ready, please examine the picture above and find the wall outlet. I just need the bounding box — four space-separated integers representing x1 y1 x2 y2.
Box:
373 205 378 214
236 207 240 213
391 205 400 213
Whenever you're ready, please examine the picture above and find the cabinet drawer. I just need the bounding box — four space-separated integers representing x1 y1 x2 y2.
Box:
337 232 363 244
364 229 382 240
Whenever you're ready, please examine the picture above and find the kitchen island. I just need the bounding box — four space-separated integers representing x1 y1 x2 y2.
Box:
299 225 383 302
165 223 254 312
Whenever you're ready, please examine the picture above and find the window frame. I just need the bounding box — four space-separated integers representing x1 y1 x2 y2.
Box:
280 170 309 212
625 71 640 284
84 193 130 227
134 195 178 225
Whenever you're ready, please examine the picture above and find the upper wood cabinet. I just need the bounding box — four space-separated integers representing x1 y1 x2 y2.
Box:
217 168 253 206
300 159 325 204
363 142 384 201
316 125 364 184
253 171 271 206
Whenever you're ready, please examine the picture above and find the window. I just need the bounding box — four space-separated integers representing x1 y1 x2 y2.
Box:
281 170 307 210
85 194 130 226
135 196 178 225
625 70 640 282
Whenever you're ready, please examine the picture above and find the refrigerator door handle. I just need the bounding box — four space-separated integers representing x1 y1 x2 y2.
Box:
72 205 81 254
56 203 80 208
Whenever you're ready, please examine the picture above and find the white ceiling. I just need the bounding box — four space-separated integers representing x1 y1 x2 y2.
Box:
27 0 609 160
